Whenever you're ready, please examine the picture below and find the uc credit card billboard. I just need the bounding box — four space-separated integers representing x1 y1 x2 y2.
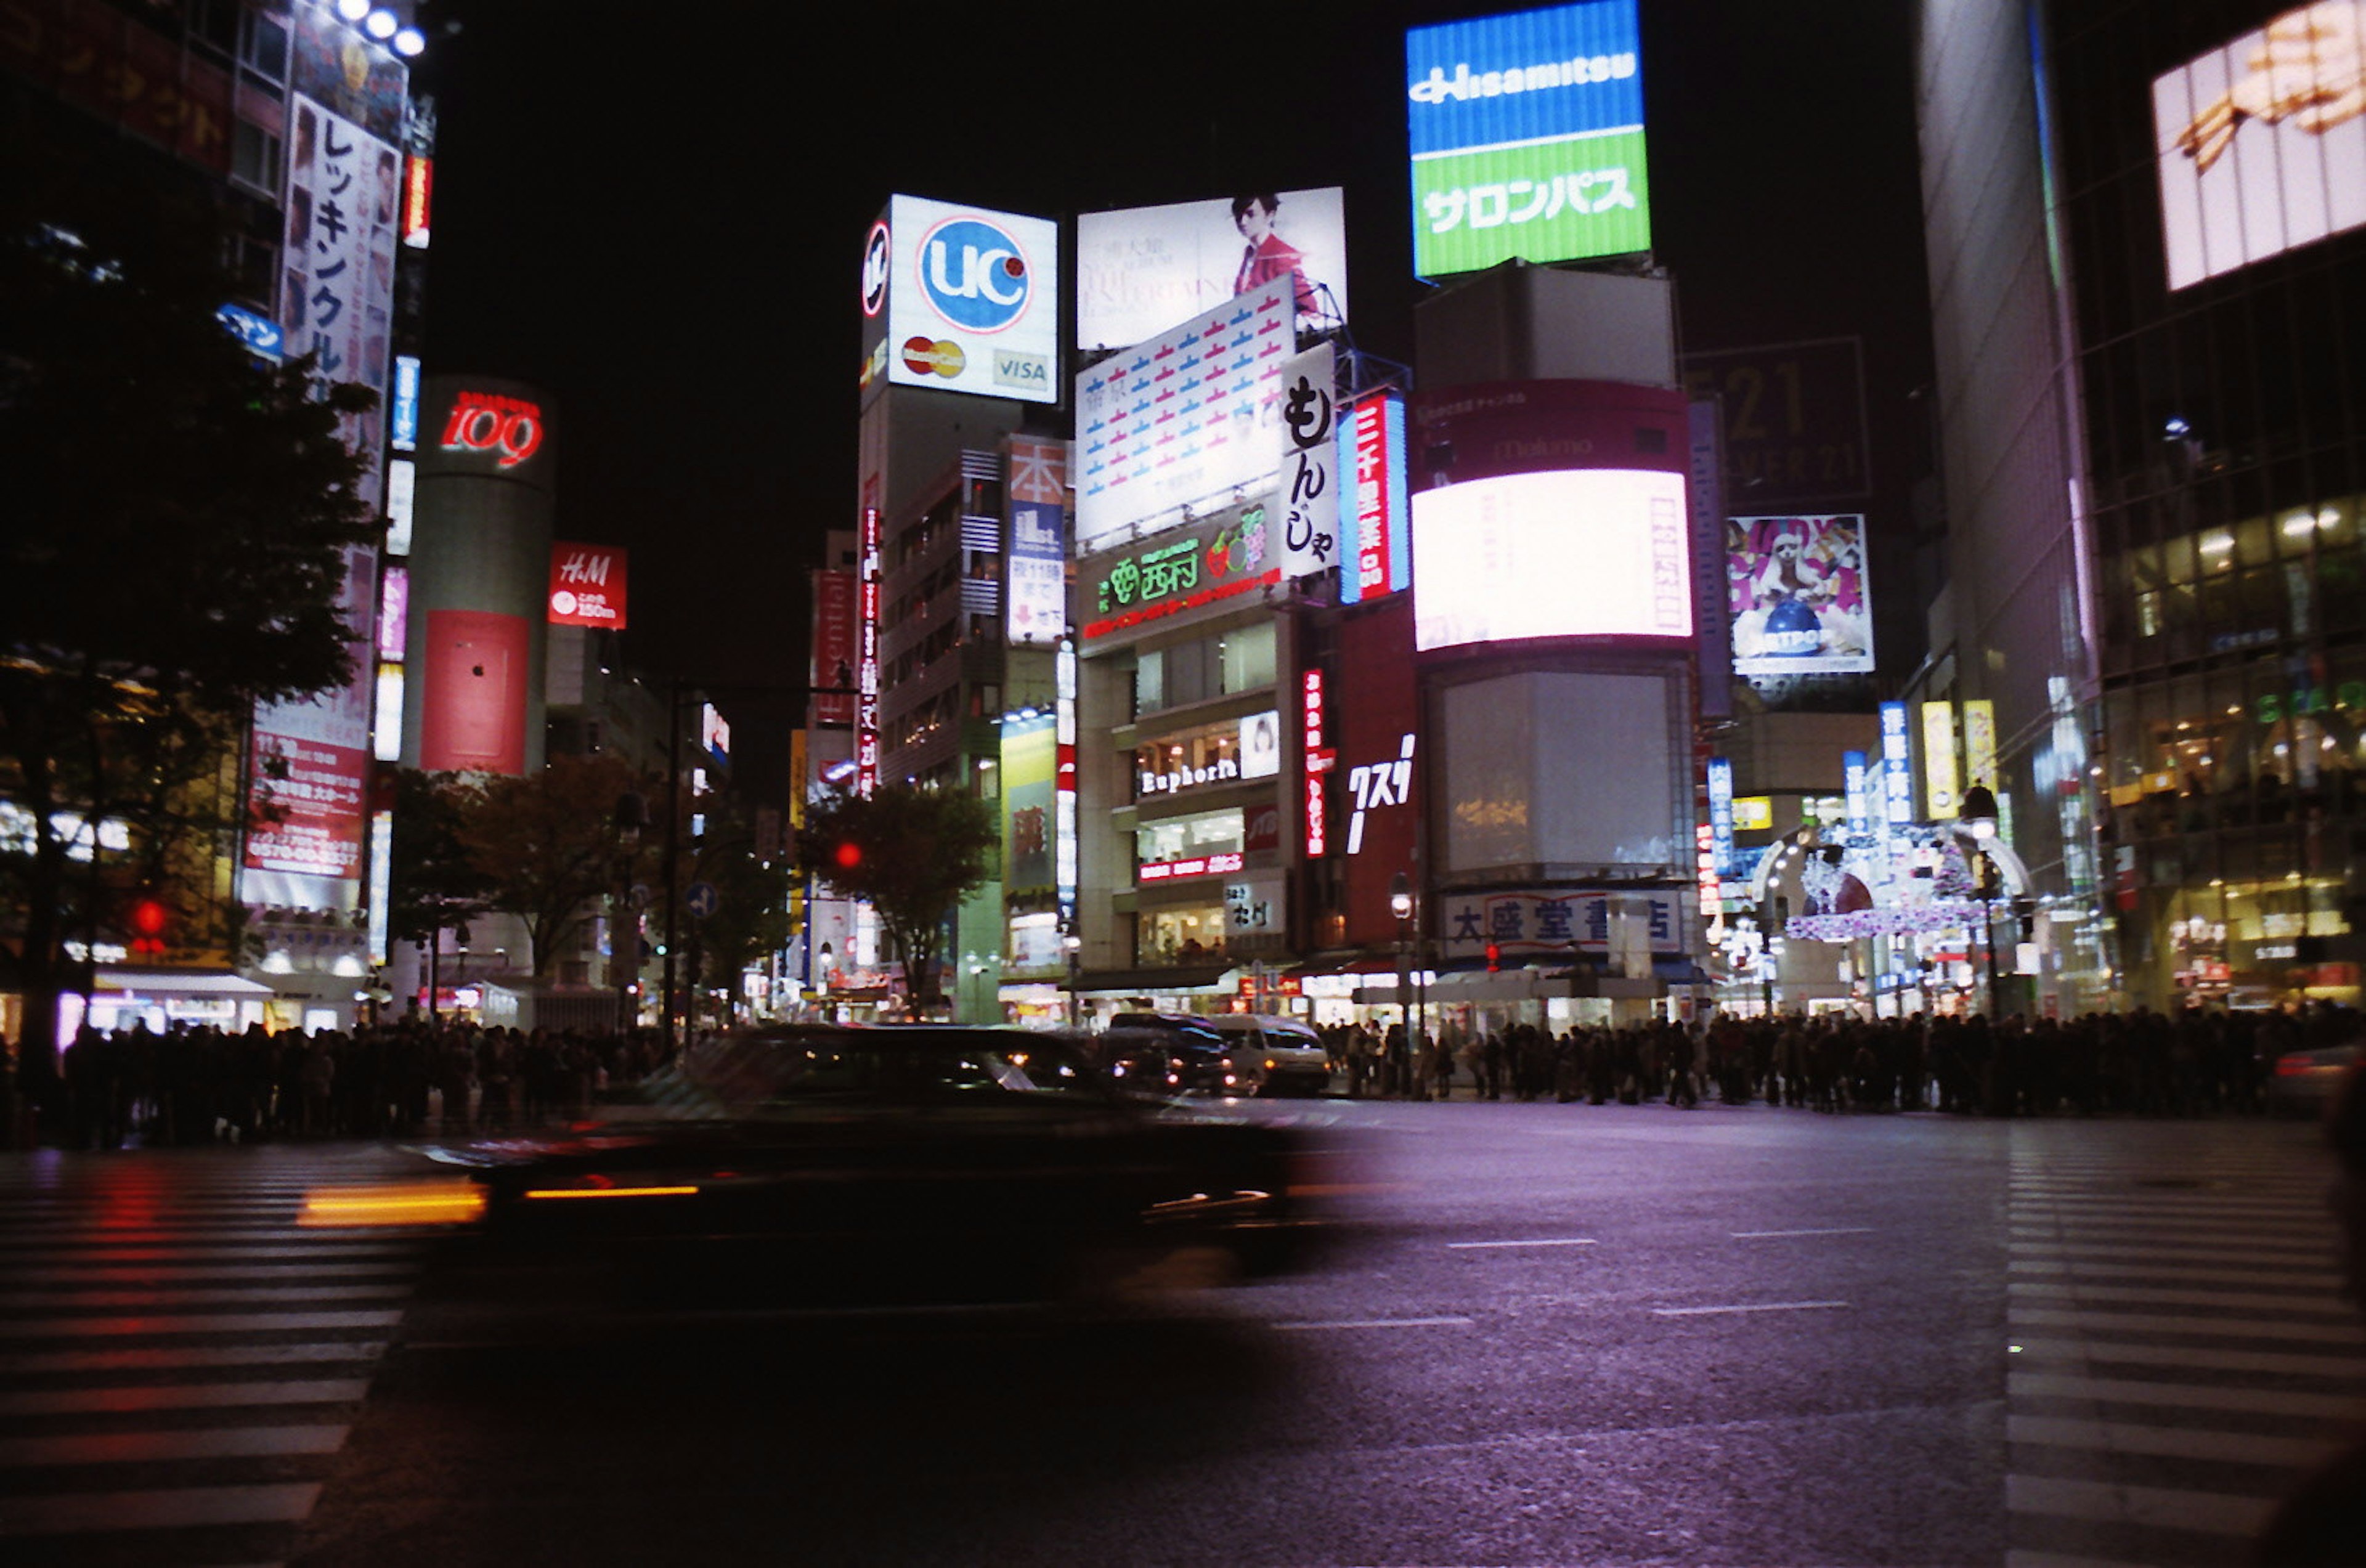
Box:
1405 0 1652 278
878 195 1060 404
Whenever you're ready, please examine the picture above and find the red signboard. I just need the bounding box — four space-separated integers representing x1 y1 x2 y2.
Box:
400 154 432 248
548 543 627 628
1 0 235 174
809 569 857 727
243 734 368 879
1335 596 1422 949
1138 851 1245 883
440 389 545 469
1352 398 1394 598
420 609 529 774
856 506 882 795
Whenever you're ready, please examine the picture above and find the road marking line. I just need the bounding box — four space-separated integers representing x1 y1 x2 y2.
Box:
0 1424 349 1467
2009 1306 2366 1344
0 1309 404 1339
1651 1300 1850 1317
1446 1238 1597 1250
0 1378 372 1418
0 1481 323 1535
0 1341 389 1375
2009 1370 2364 1419
2004 1473 2274 1537
2007 1413 2340 1469
2007 1280 2354 1315
1731 1227 1875 1240
2004 1337 2366 1379
1272 1316 1478 1331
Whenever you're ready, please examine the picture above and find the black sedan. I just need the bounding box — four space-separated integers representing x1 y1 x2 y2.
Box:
403 1025 1341 1310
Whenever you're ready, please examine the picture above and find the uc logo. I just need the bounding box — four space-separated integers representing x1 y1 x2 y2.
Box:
919 216 1030 334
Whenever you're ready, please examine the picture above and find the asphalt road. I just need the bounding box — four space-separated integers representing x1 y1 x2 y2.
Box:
2 1102 2356 1567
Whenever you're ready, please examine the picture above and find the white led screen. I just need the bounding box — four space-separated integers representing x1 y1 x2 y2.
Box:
2154 2 2366 290
1442 670 1679 874
1412 468 1689 650
884 194 1060 404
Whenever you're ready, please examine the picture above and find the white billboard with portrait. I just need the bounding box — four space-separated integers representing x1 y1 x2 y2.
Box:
1076 187 1348 349
1410 468 1690 651
2154 2 2366 290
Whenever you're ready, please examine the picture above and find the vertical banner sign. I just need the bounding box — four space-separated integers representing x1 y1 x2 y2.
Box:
1705 755 1735 874
1921 700 1960 819
548 543 628 628
400 155 432 249
809 569 857 726
1880 701 1915 829
1301 668 1330 857
1962 699 1998 790
1055 638 1079 931
282 96 401 508
1347 394 1404 600
1006 435 1068 645
1688 399 1733 718
1279 343 1340 579
856 506 883 796
246 543 379 903
1001 714 1057 896
1844 749 1872 843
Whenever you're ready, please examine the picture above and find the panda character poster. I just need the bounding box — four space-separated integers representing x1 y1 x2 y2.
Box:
1726 514 1875 675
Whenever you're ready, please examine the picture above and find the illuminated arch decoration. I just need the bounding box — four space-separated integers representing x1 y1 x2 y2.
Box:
1752 820 2031 944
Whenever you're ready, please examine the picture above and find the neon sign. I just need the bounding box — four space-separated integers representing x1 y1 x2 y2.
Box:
1301 669 1330 858
1138 851 1245 882
856 505 882 797
441 391 543 468
400 155 432 250
1345 734 1415 855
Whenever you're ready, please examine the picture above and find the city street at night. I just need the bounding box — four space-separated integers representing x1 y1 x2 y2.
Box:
0 1103 2355 1567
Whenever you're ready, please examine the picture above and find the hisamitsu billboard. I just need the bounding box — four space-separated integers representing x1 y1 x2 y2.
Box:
1405 0 1652 278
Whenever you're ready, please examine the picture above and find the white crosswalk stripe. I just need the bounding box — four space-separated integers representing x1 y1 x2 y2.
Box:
2003 1128 2366 1567
0 1148 443 1559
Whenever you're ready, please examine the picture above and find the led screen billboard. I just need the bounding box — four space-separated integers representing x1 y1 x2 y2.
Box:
2155 2 2366 290
883 195 1059 404
1411 469 1690 650
1075 275 1292 548
1442 670 1681 875
1405 0 1651 278
1726 514 1872 675
1076 188 1348 349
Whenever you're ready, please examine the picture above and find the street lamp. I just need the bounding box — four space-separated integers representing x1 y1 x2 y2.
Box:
1391 873 1414 1094
1063 932 1083 1030
1960 784 2001 1017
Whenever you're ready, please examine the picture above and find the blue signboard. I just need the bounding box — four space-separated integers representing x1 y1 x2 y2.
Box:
216 303 284 362
1405 0 1651 277
1706 755 1735 874
391 355 421 451
1879 701 1915 826
1844 749 1872 843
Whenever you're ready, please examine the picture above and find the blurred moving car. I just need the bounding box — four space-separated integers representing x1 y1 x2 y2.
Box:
416 1025 1332 1309
2269 1040 2362 1119
1201 1014 1332 1097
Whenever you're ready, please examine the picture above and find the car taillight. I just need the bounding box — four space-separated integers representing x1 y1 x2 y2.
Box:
2275 1056 2319 1076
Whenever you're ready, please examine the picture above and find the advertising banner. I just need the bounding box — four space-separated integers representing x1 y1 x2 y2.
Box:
1728 514 1873 675
1006 435 1068 645
283 95 401 506
1437 888 1684 957
1079 501 1279 644
1077 188 1348 349
884 194 1059 404
1879 701 1914 827
2155 2 2366 291
1334 596 1421 947
1075 275 1292 549
1340 391 1411 603
1922 700 1960 820
1688 399 1734 717
1706 755 1735 875
1681 338 1871 506
1413 468 1690 649
0 0 235 174
1405 0 1651 278
1002 714 1057 898
291 2 409 144
245 543 378 903
1225 875 1287 936
1277 342 1341 580
1964 699 1998 790
548 543 627 628
809 568 856 726
418 609 530 775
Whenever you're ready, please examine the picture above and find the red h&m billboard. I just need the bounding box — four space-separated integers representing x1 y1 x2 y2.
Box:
420 610 530 774
548 543 627 628
1331 595 1423 949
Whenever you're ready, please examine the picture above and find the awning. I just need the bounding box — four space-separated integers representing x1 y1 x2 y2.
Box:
95 969 275 997
1072 964 1237 995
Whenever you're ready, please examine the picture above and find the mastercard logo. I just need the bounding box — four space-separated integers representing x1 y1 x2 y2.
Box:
901 336 966 378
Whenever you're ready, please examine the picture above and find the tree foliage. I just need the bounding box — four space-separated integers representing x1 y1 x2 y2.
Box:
384 770 497 952
1 141 377 1073
796 784 998 1017
458 755 651 979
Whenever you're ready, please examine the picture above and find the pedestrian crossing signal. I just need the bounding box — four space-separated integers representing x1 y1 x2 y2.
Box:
126 896 170 955
1485 941 1500 974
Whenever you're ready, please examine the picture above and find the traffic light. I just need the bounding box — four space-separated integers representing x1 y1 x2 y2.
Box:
126 895 170 956
833 841 863 871
1484 941 1500 974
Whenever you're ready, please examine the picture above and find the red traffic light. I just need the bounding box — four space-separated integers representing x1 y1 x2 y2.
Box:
1484 941 1500 974
128 896 170 954
833 841 863 870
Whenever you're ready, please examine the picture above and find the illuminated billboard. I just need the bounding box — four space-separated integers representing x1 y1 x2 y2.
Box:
2155 3 2366 291
1078 501 1279 645
1006 436 1068 646
1075 275 1292 549
880 195 1059 404
1339 391 1411 603
548 543 627 629
245 542 379 903
1405 0 1652 278
1076 188 1348 349
1412 469 1690 650
283 95 402 503
1002 713 1057 898
1726 514 1872 675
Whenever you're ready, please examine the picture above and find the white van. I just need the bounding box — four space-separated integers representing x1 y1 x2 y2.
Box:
1199 1015 1331 1097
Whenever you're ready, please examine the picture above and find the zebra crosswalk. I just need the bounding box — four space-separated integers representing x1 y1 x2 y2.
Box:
0 1146 437 1566
2002 1127 2366 1568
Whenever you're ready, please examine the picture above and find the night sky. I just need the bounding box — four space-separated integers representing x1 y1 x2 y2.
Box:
415 1 1932 800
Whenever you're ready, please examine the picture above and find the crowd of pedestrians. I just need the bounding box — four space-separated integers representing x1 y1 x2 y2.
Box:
1319 1001 2362 1116
3 1017 688 1150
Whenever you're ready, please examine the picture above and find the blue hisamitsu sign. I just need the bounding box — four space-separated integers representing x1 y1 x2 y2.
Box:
1405 0 1652 278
